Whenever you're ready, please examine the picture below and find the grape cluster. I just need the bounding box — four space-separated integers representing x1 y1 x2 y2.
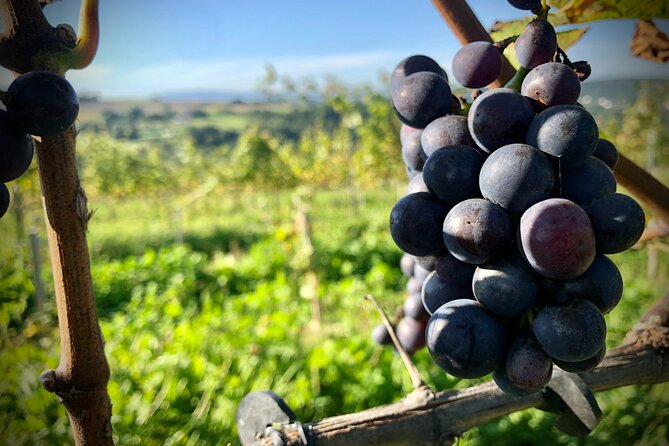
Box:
385 12 645 396
0 71 79 220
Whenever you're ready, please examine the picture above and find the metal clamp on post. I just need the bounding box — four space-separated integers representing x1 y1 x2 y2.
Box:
542 369 602 437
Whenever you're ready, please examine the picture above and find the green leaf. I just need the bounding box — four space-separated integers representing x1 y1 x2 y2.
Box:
548 0 669 23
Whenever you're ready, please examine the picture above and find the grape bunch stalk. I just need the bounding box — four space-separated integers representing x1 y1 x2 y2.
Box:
0 71 80 220
383 0 646 396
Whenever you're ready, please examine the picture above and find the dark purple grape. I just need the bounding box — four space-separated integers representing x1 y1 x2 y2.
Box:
404 292 430 321
406 172 430 195
515 20 557 70
420 115 476 158
0 109 34 183
0 183 10 219
507 0 541 10
479 143 555 215
553 345 606 373
592 138 619 170
473 253 538 318
372 323 393 345
562 254 623 314
434 250 477 286
505 330 553 392
396 317 427 354
560 157 616 205
521 62 581 109
526 104 599 169
400 123 422 145
468 88 535 153
443 198 512 265
452 41 502 88
584 193 646 254
519 198 596 280
421 270 474 315
391 55 446 92
426 299 508 378
533 298 606 362
493 367 541 397
6 71 79 137
402 131 425 171
392 72 452 129
389 192 450 257
400 253 415 278
422 145 483 204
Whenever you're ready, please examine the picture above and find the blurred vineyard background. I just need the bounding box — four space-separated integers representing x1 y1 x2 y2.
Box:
1 71 668 445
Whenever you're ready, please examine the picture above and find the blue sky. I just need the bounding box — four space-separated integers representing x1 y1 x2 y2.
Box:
2 1 668 99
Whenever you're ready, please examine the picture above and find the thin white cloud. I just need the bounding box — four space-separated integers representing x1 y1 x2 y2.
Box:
84 50 417 98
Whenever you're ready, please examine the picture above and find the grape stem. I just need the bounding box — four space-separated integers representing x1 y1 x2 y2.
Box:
494 35 519 53
364 294 426 390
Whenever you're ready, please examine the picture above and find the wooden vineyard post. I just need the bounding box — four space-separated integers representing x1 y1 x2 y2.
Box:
0 1 113 444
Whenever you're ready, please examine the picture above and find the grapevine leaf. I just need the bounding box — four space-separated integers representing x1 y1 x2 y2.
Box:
557 27 589 51
548 0 669 23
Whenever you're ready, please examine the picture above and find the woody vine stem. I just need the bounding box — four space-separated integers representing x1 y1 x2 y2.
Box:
0 1 113 445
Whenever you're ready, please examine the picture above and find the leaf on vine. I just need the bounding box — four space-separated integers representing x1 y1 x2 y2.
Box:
548 0 669 23
631 19 669 63
556 27 589 52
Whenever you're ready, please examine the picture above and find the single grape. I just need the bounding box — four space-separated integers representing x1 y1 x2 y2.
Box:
407 277 423 295
400 253 416 278
521 62 581 109
402 131 425 171
526 104 599 169
493 367 541 397
560 157 616 205
434 250 477 286
391 55 446 92
515 20 557 70
404 292 430 321
426 299 508 378
389 192 450 257
583 193 646 254
422 145 483 204
592 138 619 170
468 88 535 153
533 298 606 362
507 0 541 11
519 198 596 280
421 270 474 315
479 143 555 215
562 254 623 314
505 330 553 392
452 41 502 88
400 123 421 145
420 115 476 158
6 71 79 137
0 109 34 183
372 323 393 345
473 253 538 318
392 72 452 129
0 183 10 219
443 198 512 265
396 317 427 354
406 172 430 195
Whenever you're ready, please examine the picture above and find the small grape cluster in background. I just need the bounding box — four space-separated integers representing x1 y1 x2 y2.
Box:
0 71 79 220
376 0 647 397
